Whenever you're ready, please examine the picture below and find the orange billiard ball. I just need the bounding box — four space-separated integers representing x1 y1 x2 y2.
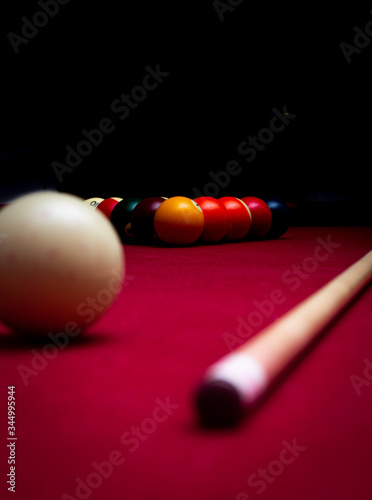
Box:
154 196 204 245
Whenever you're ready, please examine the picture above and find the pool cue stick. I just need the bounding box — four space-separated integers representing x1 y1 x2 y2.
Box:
195 249 372 426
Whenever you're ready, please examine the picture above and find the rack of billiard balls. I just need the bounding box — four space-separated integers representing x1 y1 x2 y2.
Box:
85 195 290 246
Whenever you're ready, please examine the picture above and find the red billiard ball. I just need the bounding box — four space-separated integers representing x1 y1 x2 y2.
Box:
218 197 252 240
240 196 272 239
131 197 167 242
154 196 204 245
97 197 123 219
194 197 229 243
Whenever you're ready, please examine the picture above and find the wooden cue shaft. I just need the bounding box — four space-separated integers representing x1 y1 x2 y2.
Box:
200 250 372 414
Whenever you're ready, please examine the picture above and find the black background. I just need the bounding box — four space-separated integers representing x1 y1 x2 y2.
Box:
1 2 371 222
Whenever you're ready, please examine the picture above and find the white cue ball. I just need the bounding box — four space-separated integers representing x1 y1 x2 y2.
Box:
0 191 125 336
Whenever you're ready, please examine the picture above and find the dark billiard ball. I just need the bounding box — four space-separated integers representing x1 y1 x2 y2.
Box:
240 197 272 239
218 197 252 241
194 197 229 243
131 197 167 243
264 197 290 238
110 198 142 242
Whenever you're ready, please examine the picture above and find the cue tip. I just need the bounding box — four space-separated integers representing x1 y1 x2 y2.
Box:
194 379 246 427
195 352 268 427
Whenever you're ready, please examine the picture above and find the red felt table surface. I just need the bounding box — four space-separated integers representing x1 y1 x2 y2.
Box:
1 227 372 500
